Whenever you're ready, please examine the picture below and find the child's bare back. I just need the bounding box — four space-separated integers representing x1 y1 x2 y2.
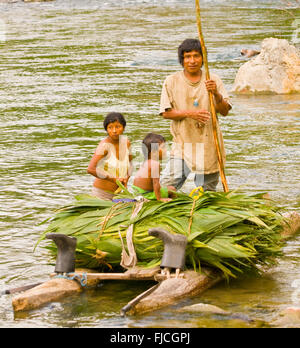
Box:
133 133 174 202
133 159 160 192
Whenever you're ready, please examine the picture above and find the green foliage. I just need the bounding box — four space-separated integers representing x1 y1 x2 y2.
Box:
37 190 286 279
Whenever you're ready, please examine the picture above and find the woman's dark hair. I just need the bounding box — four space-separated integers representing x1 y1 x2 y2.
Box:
178 38 203 66
103 112 126 130
142 133 165 159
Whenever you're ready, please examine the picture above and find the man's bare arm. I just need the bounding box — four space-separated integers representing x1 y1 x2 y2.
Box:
162 109 211 124
205 80 232 116
213 92 231 116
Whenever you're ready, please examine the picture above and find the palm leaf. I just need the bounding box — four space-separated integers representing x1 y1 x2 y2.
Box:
36 190 285 278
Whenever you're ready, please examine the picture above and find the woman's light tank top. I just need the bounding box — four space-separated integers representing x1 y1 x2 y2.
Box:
96 135 130 179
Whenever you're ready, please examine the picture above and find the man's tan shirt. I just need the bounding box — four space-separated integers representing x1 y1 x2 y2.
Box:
160 70 231 174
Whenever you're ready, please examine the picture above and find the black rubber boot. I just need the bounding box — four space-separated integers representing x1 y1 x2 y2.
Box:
148 228 187 270
46 233 77 274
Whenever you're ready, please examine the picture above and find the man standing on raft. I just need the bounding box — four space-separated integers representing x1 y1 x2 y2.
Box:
160 38 232 192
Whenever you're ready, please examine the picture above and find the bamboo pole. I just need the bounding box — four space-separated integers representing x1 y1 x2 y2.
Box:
195 0 229 192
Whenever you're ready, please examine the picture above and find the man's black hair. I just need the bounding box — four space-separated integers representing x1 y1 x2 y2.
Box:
103 112 126 131
142 133 165 159
178 38 203 66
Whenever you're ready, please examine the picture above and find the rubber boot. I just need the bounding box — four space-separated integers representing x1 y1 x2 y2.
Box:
148 228 187 270
46 233 77 274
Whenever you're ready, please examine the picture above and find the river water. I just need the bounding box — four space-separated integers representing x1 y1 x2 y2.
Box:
0 0 299 328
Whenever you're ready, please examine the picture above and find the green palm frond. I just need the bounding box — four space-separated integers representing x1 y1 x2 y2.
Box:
36 190 285 278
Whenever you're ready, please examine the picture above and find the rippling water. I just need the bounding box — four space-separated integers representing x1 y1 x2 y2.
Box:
0 0 299 327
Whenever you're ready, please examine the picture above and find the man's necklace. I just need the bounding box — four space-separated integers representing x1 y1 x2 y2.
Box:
190 82 204 129
191 83 202 108
184 71 204 128
185 71 203 107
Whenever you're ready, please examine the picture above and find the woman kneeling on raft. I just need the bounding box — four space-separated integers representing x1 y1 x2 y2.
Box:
87 112 133 200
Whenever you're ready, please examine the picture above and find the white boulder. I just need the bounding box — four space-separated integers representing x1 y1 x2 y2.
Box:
232 38 300 94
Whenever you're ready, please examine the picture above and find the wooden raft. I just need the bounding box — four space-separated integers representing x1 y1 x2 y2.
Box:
11 266 222 313
11 211 300 313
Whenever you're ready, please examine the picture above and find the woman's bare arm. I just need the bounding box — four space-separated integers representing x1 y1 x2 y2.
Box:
87 147 116 183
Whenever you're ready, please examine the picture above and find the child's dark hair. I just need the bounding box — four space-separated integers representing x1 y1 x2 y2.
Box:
142 133 165 159
178 38 203 66
103 112 126 131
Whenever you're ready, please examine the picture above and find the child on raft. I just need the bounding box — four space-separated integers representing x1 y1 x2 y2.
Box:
133 133 175 202
87 112 133 200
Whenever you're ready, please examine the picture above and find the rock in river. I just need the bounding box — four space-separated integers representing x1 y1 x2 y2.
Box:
232 38 300 94
272 307 300 328
178 303 230 315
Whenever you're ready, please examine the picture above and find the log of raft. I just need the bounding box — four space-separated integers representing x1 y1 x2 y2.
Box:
12 268 102 312
12 278 82 312
11 211 300 313
126 268 223 316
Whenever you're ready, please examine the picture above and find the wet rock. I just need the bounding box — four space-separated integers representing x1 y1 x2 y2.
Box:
240 49 260 58
178 303 264 327
228 312 254 323
178 303 230 315
272 306 300 328
232 38 300 94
